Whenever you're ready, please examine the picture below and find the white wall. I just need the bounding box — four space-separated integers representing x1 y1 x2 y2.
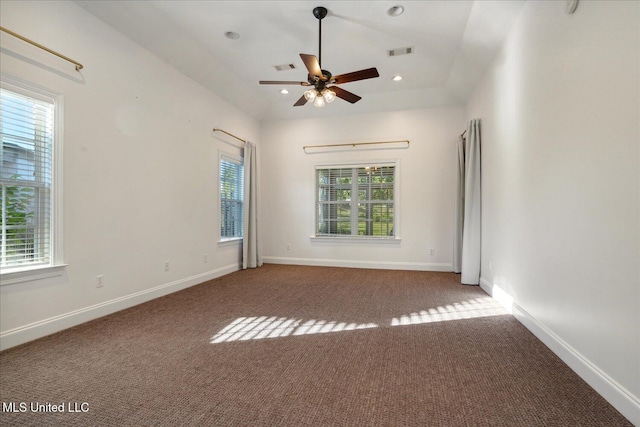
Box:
466 0 639 422
0 0 258 349
260 107 464 270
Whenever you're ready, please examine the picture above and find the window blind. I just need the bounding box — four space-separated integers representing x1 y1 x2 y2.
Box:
0 86 54 269
316 165 395 237
220 157 244 239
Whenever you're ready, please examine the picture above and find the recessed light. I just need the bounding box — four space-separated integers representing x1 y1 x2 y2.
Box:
387 5 404 17
280 89 289 95
224 31 240 40
393 75 403 81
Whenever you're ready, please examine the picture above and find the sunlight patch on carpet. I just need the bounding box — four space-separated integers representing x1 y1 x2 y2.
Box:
390 296 507 326
210 297 507 343
210 317 377 343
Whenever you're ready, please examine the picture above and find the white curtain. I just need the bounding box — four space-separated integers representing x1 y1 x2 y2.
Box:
453 135 465 274
242 141 262 269
454 119 481 285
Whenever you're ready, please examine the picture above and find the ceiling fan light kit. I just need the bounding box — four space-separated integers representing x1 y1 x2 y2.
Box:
323 89 336 103
304 87 336 107
258 6 379 108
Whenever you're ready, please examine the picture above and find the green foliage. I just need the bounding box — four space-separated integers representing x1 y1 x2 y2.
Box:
316 166 395 237
1 180 36 262
220 159 243 238
2 186 34 225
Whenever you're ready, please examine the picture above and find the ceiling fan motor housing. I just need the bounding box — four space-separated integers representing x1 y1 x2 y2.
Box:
308 70 332 89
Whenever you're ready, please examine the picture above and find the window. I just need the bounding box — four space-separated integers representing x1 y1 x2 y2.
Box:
316 164 395 237
220 156 243 240
1 81 58 272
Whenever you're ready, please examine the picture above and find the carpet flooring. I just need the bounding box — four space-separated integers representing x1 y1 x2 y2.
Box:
0 264 632 426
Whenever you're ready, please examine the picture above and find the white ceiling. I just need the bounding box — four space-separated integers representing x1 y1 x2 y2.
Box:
75 0 525 121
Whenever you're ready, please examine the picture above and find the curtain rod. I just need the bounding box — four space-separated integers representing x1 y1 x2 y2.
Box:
0 26 84 71
213 128 246 144
303 140 409 153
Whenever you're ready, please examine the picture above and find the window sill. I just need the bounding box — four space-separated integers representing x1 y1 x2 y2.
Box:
310 236 401 244
0 264 67 286
218 237 243 247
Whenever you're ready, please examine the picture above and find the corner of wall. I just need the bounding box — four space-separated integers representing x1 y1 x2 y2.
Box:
480 277 640 425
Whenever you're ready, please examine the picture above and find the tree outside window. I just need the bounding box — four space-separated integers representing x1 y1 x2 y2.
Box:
316 165 395 237
220 157 243 239
1 86 53 269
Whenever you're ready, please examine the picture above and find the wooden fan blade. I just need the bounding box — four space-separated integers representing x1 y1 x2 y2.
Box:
330 86 362 104
331 67 379 84
259 80 311 86
293 94 308 106
300 54 323 80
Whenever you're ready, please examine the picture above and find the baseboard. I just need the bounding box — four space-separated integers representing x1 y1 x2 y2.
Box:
263 256 452 272
0 263 240 351
480 277 640 426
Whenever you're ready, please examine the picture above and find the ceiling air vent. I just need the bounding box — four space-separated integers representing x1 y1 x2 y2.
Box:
388 46 414 57
274 63 296 71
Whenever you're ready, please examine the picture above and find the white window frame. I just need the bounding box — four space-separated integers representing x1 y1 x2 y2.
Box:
0 75 65 285
218 151 244 244
311 160 401 243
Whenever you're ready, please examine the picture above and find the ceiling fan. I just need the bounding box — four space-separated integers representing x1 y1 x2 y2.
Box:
259 6 379 107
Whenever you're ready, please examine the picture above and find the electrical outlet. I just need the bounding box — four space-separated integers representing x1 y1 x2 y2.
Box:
429 248 435 256
164 261 170 272
96 275 104 288
203 254 208 263
286 243 291 251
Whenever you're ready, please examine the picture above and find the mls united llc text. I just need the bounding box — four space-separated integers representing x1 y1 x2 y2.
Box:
2 401 89 413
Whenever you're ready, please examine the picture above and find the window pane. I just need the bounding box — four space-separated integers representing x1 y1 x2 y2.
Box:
336 189 351 201
371 188 392 201
336 221 351 234
316 164 395 238
336 203 350 219
220 158 243 238
1 86 54 269
1 186 36 264
373 203 394 236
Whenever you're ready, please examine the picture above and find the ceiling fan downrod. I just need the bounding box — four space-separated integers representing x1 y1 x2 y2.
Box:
313 6 327 68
